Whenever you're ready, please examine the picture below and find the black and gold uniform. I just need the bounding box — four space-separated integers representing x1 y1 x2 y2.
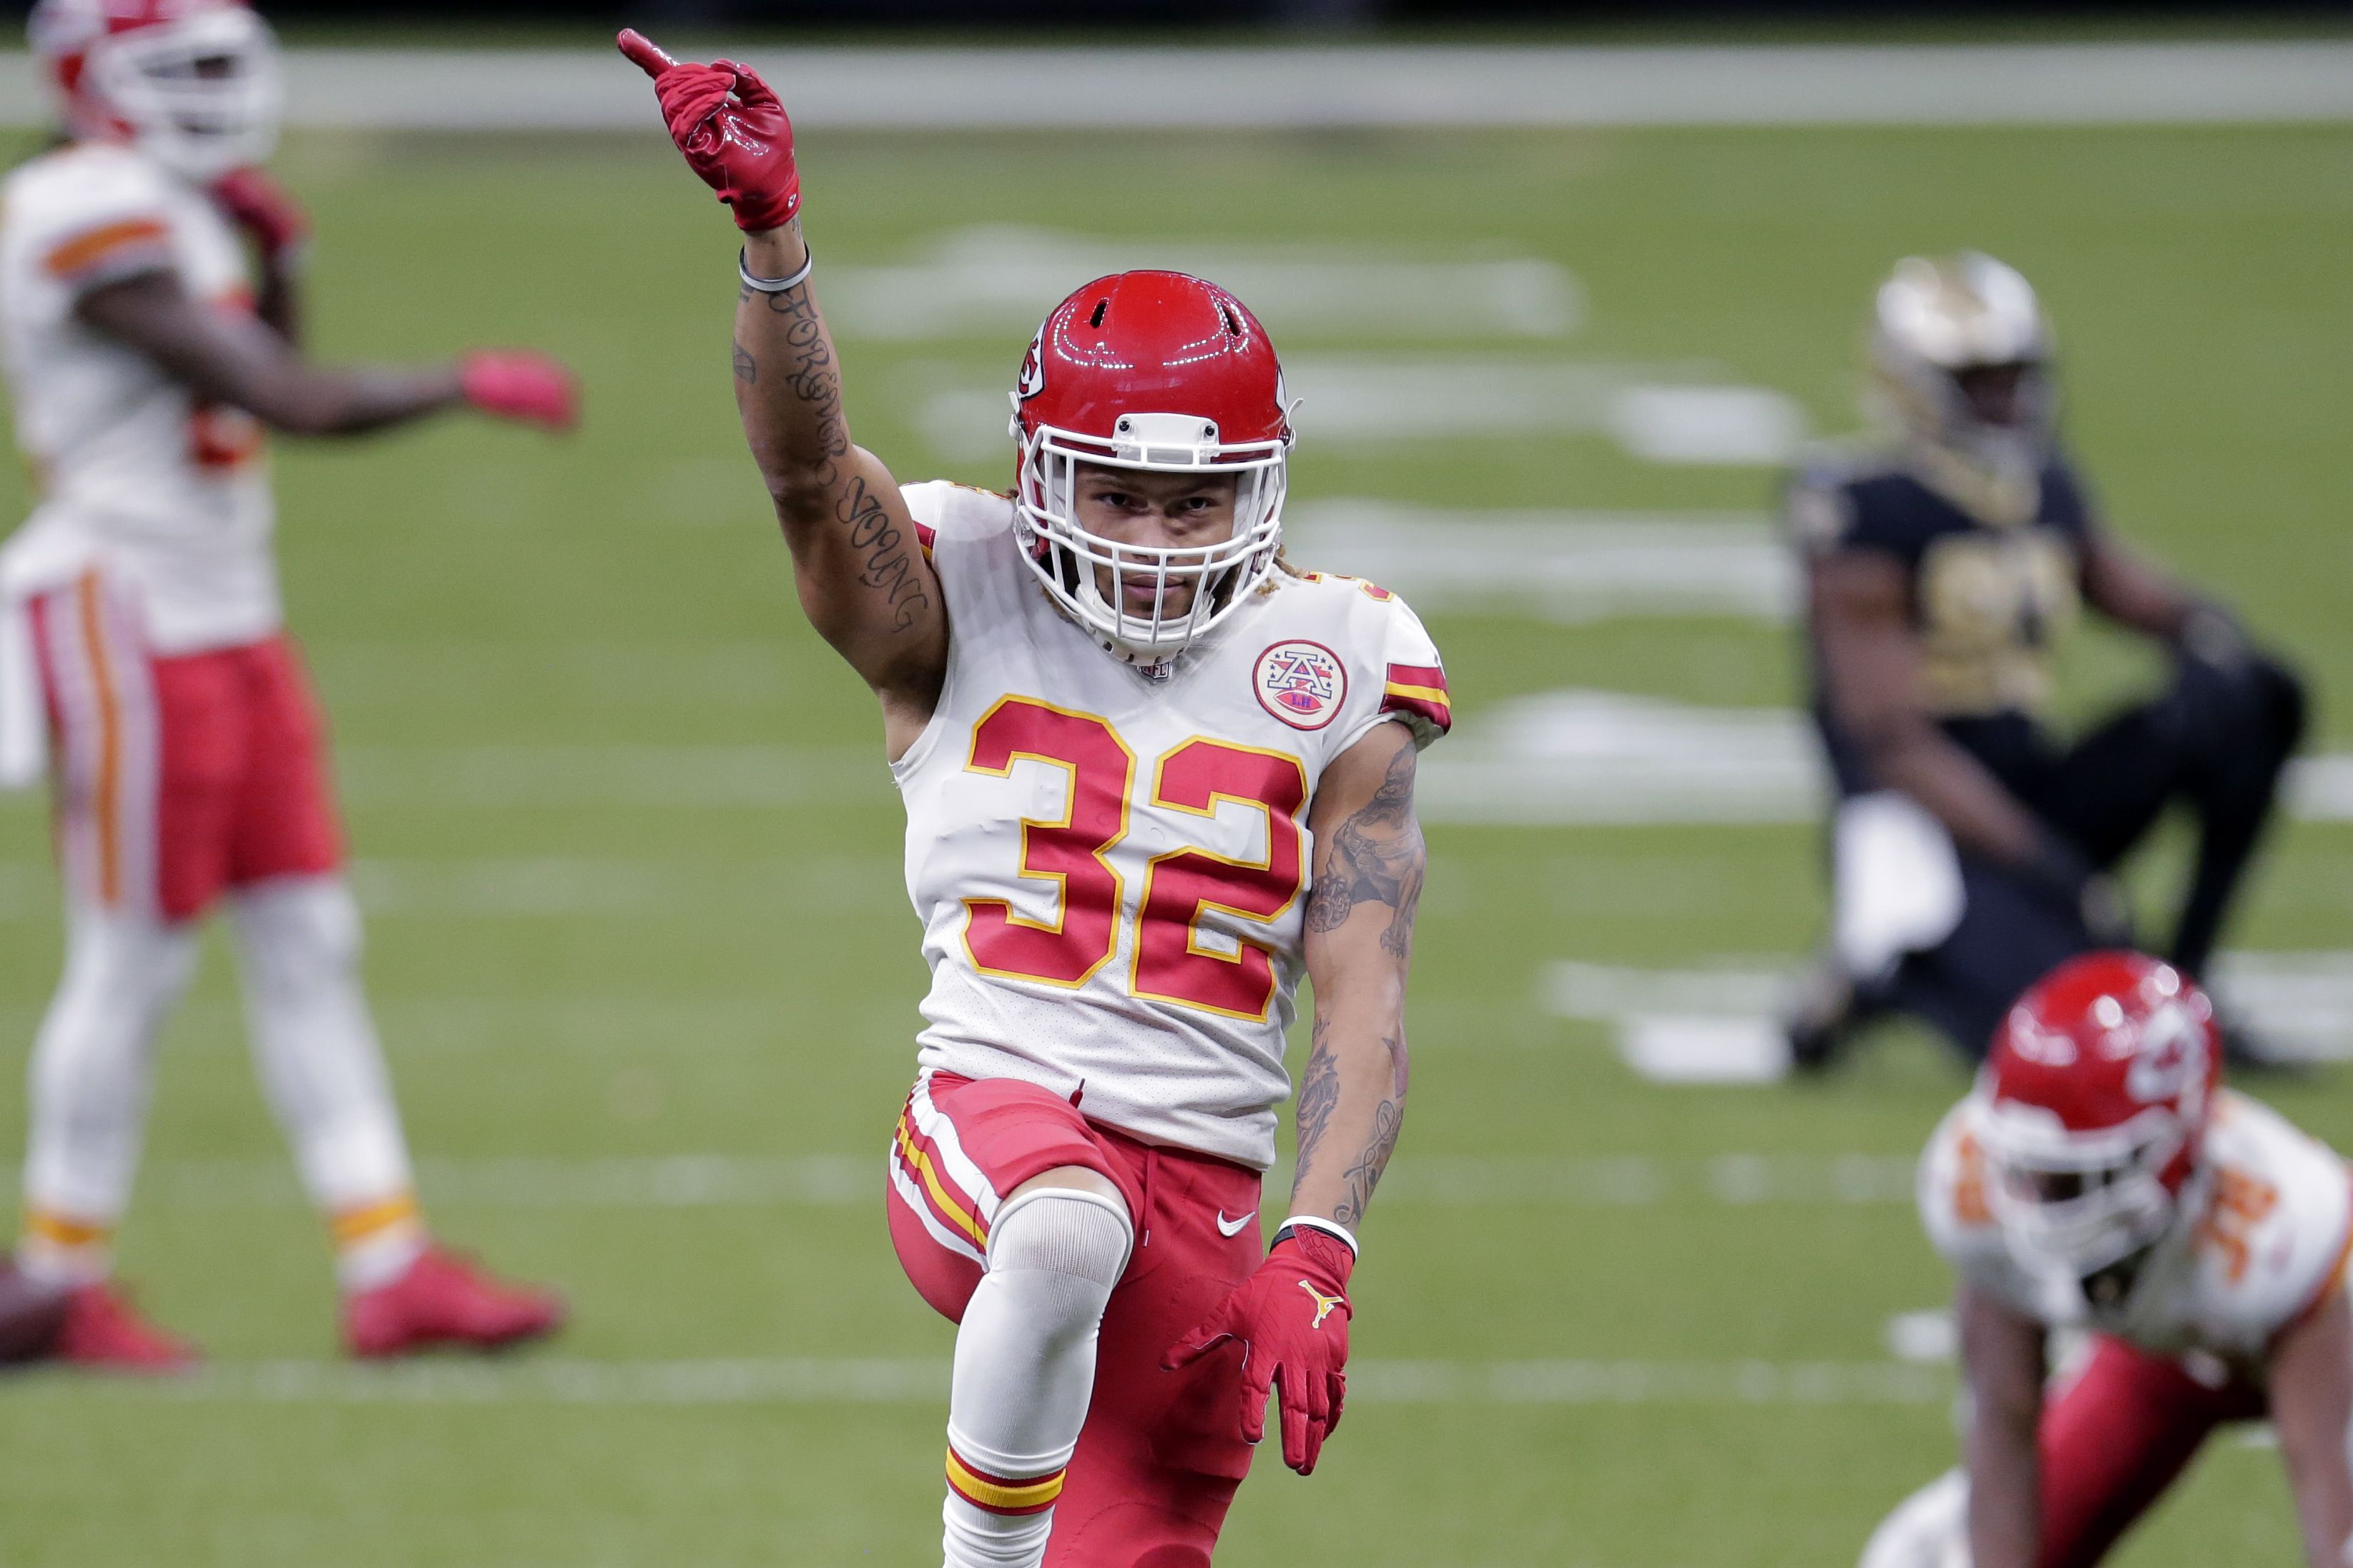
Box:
1794 445 2091 796
1792 443 2305 1059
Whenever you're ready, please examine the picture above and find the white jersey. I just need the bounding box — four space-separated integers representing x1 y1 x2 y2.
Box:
1922 1088 2353 1364
893 482 1450 1170
0 140 279 652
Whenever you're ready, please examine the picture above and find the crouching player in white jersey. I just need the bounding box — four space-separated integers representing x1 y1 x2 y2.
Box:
0 0 572 1369
623 33 1448 1567
1861 952 2353 1568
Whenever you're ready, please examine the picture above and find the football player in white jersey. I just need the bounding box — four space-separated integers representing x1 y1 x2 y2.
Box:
624 33 1448 1567
1860 952 2353 1568
0 0 573 1369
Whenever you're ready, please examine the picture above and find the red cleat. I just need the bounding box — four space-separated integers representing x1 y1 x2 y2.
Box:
343 1246 565 1359
53 1281 200 1373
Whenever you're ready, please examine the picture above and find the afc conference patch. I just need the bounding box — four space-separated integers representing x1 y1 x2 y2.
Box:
1253 641 1346 730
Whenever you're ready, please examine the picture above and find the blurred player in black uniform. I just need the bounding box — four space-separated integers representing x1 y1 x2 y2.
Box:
1786 253 2306 1068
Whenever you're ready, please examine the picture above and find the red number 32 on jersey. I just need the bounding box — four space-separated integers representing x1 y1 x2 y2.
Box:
961 696 1307 1022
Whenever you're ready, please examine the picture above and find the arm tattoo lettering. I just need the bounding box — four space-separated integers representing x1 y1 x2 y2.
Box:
742 280 934 633
835 474 932 630
1304 743 1426 960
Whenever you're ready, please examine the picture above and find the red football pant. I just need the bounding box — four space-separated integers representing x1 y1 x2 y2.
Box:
31 573 342 922
2034 1333 2267 1567
889 1071 1264 1567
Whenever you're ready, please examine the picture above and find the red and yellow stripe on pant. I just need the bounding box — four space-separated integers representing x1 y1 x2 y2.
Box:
894 1100 991 1253
945 1445 1065 1517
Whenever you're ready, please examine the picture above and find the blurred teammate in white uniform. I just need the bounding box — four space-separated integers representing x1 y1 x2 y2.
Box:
626 32 1446 1567
1861 952 2353 1568
0 0 574 1369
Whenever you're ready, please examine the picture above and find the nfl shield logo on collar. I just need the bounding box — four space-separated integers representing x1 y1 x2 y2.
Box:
1254 641 1346 730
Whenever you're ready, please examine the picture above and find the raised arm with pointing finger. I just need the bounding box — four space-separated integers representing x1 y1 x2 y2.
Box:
620 30 946 757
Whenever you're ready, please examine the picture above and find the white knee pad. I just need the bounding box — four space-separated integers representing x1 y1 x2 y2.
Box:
986 1186 1133 1294
21 906 200 1223
1857 1469 1971 1568
234 875 364 982
230 876 414 1213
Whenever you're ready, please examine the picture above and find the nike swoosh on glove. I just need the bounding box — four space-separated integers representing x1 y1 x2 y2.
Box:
619 29 800 232
1162 1228 1352 1475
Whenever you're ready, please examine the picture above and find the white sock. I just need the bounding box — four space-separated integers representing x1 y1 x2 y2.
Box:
19 904 200 1286
941 1186 1132 1568
227 877 425 1290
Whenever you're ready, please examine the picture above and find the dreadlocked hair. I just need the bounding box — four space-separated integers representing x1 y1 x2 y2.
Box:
1257 546 1310 596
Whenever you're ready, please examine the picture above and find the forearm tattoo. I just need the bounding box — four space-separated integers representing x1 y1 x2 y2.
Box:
1336 1035 1409 1228
1292 1017 1340 1191
1291 1022 1410 1229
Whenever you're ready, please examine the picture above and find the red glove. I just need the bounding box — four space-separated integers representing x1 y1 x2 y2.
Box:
209 167 309 265
1163 1227 1353 1475
617 29 800 232
460 351 579 433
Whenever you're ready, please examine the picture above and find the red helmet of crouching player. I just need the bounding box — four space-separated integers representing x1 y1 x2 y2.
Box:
1010 270 1293 663
1977 950 2221 1284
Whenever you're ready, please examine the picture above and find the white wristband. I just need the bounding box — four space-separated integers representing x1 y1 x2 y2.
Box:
1276 1215 1359 1258
739 243 813 295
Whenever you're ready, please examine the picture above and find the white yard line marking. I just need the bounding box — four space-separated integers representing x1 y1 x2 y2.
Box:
2290 756 2353 821
304 639 800 703
827 226 1579 341
916 358 1805 464
1618 1016 1794 1085
1545 952 2353 1080
332 744 885 809
16 716 2338 829
1282 501 1789 623
1423 689 2353 827
1885 1311 1959 1365
18 1356 1949 1406
350 855 907 917
3 44 2347 132
0 856 910 921
0 1153 1920 1210
0 995 918 1055
1422 690 1822 826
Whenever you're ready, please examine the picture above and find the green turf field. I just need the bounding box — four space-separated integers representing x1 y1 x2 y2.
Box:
1 114 2349 1566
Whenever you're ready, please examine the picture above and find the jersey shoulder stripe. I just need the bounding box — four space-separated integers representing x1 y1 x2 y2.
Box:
44 217 172 283
1381 661 1451 735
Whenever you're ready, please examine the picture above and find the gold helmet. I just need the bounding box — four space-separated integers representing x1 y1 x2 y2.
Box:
1869 252 2055 476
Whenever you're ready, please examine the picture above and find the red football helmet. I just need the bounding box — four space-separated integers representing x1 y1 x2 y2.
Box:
1011 270 1292 664
30 0 282 181
1978 951 2221 1278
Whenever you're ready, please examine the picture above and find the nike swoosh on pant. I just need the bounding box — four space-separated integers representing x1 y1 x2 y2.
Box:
1215 1210 1256 1237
